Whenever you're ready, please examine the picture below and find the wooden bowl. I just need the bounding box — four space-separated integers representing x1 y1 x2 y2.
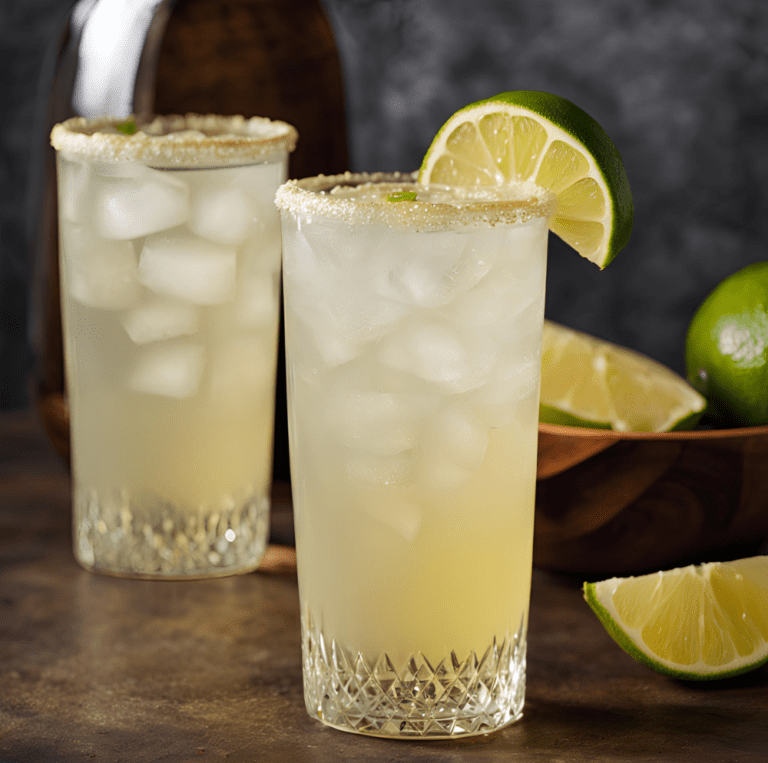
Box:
534 421 768 577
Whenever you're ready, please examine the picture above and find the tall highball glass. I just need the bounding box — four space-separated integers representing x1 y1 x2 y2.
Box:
277 172 555 737
51 114 296 578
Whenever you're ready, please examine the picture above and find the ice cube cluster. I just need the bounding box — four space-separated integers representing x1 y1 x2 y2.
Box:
282 205 549 499
58 156 285 401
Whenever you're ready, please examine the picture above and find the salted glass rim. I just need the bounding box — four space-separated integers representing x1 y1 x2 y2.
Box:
50 114 298 166
275 171 557 230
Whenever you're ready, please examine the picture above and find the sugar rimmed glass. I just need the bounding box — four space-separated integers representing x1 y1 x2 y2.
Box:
277 172 555 737
51 114 297 578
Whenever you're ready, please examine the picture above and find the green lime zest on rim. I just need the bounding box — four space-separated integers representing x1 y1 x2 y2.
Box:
387 191 418 203
116 119 138 135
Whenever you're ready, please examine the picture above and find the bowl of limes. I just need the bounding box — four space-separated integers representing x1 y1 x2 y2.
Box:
534 263 768 577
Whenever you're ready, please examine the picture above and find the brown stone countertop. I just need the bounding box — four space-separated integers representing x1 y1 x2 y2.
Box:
1 408 766 762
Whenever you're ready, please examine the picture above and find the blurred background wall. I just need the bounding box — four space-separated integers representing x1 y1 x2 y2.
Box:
2 0 767 412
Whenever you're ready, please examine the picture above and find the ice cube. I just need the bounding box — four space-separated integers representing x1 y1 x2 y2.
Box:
418 404 490 492
281 223 351 319
364 500 422 542
430 404 490 469
377 318 498 393
122 296 200 344
189 185 258 246
282 221 411 372
372 227 497 307
345 291 408 337
238 273 279 328
185 162 283 247
495 217 549 277
139 231 237 304
127 341 205 399
282 221 372 310
281 225 323 297
442 221 547 322
239 228 282 276
344 448 416 488
60 223 141 310
208 335 277 405
284 254 407 372
229 161 286 237
300 290 407 370
441 267 535 326
327 388 437 456
286 292 407 374
482 295 546 354
92 165 190 240
203 235 282 330
57 154 90 223
285 308 359 373
231 160 286 201
205 270 280 336
469 357 540 427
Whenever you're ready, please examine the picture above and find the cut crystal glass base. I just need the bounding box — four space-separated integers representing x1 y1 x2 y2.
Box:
301 609 527 738
73 484 269 579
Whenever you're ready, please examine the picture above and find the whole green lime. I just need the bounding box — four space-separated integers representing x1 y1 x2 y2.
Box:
685 261 768 426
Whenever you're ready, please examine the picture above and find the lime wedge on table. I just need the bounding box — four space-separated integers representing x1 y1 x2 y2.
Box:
540 320 706 432
584 557 768 680
419 90 633 268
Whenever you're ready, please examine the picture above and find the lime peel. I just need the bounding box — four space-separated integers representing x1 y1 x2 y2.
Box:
538 403 611 429
387 190 418 203
116 118 138 135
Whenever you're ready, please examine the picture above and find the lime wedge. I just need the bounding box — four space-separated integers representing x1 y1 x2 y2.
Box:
540 320 706 432
584 557 768 680
419 90 633 268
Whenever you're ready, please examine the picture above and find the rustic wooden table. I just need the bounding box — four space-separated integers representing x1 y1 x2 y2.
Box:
1 409 766 762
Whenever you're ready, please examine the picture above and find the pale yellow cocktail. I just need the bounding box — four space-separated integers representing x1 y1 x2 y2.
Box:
277 172 555 737
51 115 296 578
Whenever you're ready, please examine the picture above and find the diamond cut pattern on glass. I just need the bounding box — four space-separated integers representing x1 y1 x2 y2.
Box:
301 609 526 738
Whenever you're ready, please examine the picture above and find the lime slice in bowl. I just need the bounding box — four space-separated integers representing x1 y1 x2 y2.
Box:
584 556 768 680
419 90 633 268
540 320 706 432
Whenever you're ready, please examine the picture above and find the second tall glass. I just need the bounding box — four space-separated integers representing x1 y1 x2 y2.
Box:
51 114 297 578
278 172 555 738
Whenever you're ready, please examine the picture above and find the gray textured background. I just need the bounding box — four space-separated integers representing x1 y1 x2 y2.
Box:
2 0 768 411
